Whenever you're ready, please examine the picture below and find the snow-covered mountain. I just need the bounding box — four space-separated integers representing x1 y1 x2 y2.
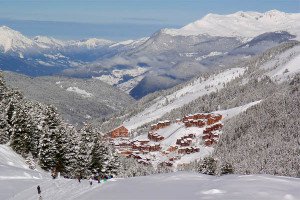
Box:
0 10 299 98
0 26 115 53
0 26 47 53
68 38 114 49
33 36 66 48
164 10 300 40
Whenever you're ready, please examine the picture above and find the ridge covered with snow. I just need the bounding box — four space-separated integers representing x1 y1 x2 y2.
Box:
163 10 300 40
0 26 47 52
0 26 137 53
262 45 300 83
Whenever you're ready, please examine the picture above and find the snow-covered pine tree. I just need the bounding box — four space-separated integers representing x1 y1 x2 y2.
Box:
0 72 23 144
25 152 36 170
38 125 58 170
38 105 62 170
198 157 217 175
62 124 79 177
220 162 234 175
106 147 120 177
9 103 32 156
117 157 156 178
76 123 95 178
89 135 110 176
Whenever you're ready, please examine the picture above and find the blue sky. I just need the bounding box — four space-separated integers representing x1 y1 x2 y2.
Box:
0 0 299 41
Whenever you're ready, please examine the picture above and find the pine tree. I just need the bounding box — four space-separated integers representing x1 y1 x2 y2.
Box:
38 127 57 170
76 123 95 178
38 106 61 170
62 125 79 177
10 103 32 156
106 147 120 177
198 157 217 175
0 72 23 144
220 162 234 175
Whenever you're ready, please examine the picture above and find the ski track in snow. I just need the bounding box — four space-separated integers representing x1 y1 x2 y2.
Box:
65 173 300 200
3 172 299 200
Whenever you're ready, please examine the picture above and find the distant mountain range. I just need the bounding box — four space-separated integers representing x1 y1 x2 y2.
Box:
1 10 299 99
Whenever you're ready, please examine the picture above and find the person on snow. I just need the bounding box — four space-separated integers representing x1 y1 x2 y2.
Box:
37 185 41 196
89 177 93 186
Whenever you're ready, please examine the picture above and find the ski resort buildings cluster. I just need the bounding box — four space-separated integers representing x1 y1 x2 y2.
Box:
106 113 223 167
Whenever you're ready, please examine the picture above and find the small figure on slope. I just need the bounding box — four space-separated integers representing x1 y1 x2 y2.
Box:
37 185 42 199
89 177 93 186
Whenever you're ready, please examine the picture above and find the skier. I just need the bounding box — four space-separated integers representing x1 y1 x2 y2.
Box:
37 185 42 199
89 177 93 186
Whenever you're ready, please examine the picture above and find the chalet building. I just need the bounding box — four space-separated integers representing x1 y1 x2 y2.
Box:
204 139 217 146
202 132 220 140
203 123 223 134
132 142 141 150
176 133 195 146
207 115 223 125
182 113 212 121
202 134 211 140
148 132 165 142
150 120 171 131
178 146 200 154
137 139 150 145
115 140 132 148
108 126 129 138
182 113 222 127
167 146 178 152
184 119 206 128
149 143 161 151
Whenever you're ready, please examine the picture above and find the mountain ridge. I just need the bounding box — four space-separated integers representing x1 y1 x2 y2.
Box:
163 10 300 40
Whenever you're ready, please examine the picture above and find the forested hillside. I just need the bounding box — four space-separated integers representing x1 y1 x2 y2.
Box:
0 71 154 178
215 75 300 177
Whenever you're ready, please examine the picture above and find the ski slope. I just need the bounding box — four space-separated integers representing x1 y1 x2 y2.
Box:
124 67 245 130
262 45 300 83
75 172 300 200
3 171 300 200
1 144 299 200
213 100 262 120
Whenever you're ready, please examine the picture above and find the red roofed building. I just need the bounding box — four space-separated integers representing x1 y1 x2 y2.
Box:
109 126 129 138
